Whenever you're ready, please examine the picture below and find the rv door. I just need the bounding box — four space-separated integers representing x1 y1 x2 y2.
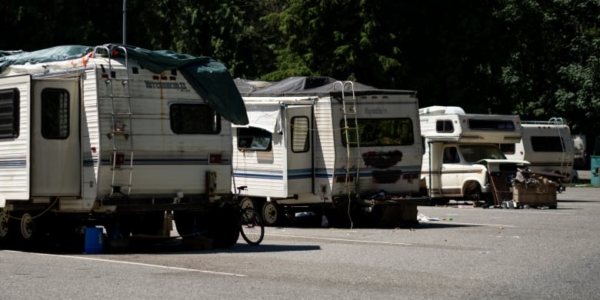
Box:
284 105 313 194
31 79 81 196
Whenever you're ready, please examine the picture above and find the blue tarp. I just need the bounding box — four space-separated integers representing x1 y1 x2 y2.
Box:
0 44 248 125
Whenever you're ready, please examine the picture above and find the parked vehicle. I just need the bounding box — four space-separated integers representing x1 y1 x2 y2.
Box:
231 77 429 227
419 106 528 205
500 118 575 183
0 44 248 249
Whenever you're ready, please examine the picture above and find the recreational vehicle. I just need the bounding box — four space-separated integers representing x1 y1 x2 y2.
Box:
500 118 575 185
419 106 529 205
232 77 428 227
0 44 248 249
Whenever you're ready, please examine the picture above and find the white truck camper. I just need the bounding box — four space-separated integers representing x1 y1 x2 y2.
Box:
232 77 429 227
0 44 249 250
419 106 529 205
500 118 575 185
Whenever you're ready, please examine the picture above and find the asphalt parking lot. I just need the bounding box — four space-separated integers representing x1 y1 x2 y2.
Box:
2 186 599 300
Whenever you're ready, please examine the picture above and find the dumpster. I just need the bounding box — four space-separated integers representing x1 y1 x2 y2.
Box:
592 156 600 187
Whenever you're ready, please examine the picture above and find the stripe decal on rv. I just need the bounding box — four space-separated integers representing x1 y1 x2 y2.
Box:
0 159 26 168
97 158 231 166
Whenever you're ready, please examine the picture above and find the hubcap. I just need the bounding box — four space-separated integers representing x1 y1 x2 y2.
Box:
0 211 9 238
20 213 33 240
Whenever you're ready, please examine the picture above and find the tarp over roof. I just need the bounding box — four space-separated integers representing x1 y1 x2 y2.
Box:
0 44 248 125
234 76 416 98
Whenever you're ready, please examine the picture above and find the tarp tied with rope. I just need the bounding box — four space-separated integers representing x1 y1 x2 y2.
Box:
0 44 248 125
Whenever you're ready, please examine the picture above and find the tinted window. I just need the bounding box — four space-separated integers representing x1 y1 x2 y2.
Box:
468 119 515 131
342 118 414 147
41 88 70 139
0 88 19 139
531 136 565 152
436 120 454 133
499 143 516 154
291 116 309 152
170 103 221 134
237 127 272 151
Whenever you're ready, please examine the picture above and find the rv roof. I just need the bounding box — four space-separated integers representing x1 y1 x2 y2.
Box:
419 106 466 115
235 76 416 97
0 44 249 125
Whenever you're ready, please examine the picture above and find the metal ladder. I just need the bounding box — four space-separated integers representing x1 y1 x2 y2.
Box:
549 117 572 177
93 45 134 195
333 81 360 195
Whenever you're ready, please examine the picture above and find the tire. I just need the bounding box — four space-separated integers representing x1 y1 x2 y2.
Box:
173 211 199 237
239 208 264 246
262 202 282 226
0 210 16 247
464 182 482 202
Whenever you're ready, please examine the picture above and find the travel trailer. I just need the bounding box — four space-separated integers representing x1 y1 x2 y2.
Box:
419 106 529 205
0 44 248 249
500 118 575 185
232 77 428 227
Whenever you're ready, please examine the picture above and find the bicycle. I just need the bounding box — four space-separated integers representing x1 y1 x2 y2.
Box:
235 186 264 246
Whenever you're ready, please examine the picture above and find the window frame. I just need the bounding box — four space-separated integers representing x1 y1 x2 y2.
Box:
169 103 221 135
341 118 415 147
291 116 310 153
41 88 70 140
237 127 273 151
436 120 454 133
0 88 20 139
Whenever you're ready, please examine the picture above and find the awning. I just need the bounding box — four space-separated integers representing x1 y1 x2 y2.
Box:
232 104 281 133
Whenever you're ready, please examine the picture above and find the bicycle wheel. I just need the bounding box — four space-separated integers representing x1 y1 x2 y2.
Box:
240 207 264 246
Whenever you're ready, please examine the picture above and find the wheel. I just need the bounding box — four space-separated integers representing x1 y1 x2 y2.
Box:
262 202 282 226
173 211 199 237
239 208 264 246
19 212 35 241
206 204 240 248
239 197 255 210
0 210 16 247
463 182 482 205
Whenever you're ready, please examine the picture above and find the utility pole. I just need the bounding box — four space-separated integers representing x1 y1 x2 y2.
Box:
123 0 127 45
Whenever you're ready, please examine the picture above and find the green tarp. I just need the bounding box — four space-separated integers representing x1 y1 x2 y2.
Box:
0 44 248 125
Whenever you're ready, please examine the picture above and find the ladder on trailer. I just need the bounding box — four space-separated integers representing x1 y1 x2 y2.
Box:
93 45 134 195
334 81 360 195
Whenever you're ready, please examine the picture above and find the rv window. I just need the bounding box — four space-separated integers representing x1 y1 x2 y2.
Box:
291 116 309 153
436 120 454 133
459 144 507 163
468 119 515 131
0 88 20 139
237 127 272 151
341 118 414 147
531 136 565 152
170 103 221 134
499 143 516 154
41 88 70 139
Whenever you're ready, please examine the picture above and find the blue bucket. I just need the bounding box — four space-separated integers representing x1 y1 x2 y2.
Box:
84 227 104 254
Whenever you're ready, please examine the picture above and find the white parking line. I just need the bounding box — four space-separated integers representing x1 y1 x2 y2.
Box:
266 234 412 246
16 251 246 277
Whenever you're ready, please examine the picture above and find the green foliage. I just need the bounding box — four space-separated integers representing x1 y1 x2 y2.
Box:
1 0 599 147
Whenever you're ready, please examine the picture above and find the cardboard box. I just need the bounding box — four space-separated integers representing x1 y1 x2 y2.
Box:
512 181 557 207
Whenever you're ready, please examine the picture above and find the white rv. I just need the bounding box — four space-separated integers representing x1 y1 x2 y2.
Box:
500 118 575 184
419 106 528 205
0 44 248 249
232 77 428 226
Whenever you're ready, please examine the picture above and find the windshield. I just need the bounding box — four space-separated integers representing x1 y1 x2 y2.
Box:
459 144 507 163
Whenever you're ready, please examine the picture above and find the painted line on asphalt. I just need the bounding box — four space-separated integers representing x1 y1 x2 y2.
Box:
14 251 246 277
431 221 516 228
266 234 412 246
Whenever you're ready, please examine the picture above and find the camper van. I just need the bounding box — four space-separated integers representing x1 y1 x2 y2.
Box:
0 44 248 249
419 106 528 205
500 118 575 184
232 77 428 227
